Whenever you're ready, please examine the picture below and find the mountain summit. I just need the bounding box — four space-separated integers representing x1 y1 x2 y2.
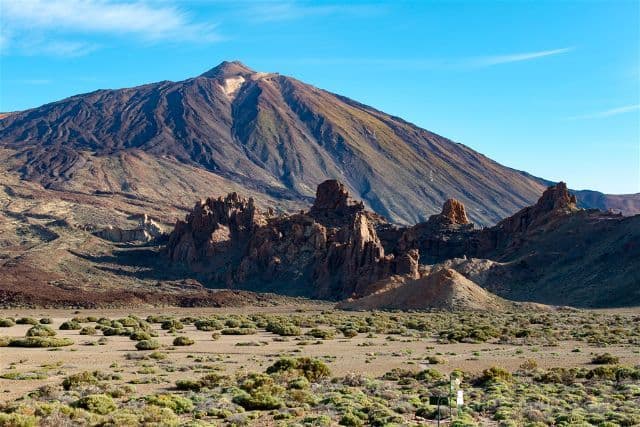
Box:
0 61 638 225
200 60 256 78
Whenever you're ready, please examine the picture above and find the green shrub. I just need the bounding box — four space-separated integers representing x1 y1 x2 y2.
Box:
9 337 73 347
342 328 358 338
26 325 56 337
232 390 283 410
478 366 512 384
266 357 330 381
161 319 183 330
74 394 116 414
16 317 39 325
591 353 619 365
0 318 16 327
340 412 365 426
221 327 256 335
135 340 160 351
0 412 38 426
60 320 81 330
129 330 151 341
307 328 335 339
172 336 194 346
145 393 194 414
175 379 202 391
63 371 99 390
194 318 224 331
39 318 53 324
80 326 97 335
266 321 301 336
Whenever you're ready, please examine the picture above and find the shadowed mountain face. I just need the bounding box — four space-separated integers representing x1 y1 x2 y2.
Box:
0 61 637 225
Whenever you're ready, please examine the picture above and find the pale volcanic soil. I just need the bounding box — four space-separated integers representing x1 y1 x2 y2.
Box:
1 305 638 404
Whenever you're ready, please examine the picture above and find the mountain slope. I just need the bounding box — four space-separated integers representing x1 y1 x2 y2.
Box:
0 61 637 225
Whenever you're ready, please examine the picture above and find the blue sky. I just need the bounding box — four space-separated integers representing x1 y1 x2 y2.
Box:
1 0 638 194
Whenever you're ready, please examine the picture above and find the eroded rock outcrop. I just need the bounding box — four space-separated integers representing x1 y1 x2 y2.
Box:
96 214 163 243
397 199 477 264
167 180 412 299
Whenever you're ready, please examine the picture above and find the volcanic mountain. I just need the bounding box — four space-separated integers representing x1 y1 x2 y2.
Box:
2 60 638 225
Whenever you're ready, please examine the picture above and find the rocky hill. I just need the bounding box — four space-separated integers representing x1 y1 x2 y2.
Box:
2 61 637 226
336 268 510 311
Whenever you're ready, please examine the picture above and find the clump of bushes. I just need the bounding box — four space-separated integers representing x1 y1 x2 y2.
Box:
161 319 183 331
145 393 194 414
80 326 97 335
266 357 331 381
266 320 301 336
60 320 81 330
172 336 194 346
477 366 512 385
73 394 116 414
16 317 39 325
591 353 619 365
129 330 152 341
9 337 73 347
221 327 256 335
175 373 228 391
307 328 335 339
26 325 56 337
39 318 53 324
135 339 160 351
63 371 99 390
0 318 16 327
194 318 224 331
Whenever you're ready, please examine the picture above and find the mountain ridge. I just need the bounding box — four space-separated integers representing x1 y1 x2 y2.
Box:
1 60 638 225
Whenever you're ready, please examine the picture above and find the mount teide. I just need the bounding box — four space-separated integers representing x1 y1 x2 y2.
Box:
1 60 638 225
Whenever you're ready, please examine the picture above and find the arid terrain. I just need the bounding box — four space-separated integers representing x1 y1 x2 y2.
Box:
1 305 639 426
1 60 639 427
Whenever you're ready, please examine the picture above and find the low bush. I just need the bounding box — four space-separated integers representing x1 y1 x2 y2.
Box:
172 336 194 346
591 353 619 365
135 340 160 350
73 394 116 414
129 330 151 341
26 325 56 337
221 327 256 335
59 320 81 330
160 319 183 330
16 317 39 325
267 357 330 381
232 390 283 410
80 326 97 335
307 328 335 339
266 320 301 336
9 337 73 347
0 318 16 327
39 318 53 324
145 393 194 414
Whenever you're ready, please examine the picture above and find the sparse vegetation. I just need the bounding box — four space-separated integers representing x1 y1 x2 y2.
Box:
0 308 638 426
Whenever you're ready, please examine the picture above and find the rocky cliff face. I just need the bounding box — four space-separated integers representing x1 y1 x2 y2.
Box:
166 180 416 299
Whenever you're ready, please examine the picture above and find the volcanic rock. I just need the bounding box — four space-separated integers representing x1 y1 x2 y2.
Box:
96 214 163 243
167 180 411 299
337 267 508 311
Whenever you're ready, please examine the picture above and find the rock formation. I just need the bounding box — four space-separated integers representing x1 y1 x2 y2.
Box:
337 267 509 311
165 180 640 307
167 180 412 299
96 214 163 243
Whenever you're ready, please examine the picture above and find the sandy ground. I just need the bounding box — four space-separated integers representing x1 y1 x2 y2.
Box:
1 305 639 403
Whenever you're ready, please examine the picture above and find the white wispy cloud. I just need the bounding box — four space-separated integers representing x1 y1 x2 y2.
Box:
566 104 640 120
244 1 383 23
282 47 573 70
468 47 574 67
0 0 220 56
